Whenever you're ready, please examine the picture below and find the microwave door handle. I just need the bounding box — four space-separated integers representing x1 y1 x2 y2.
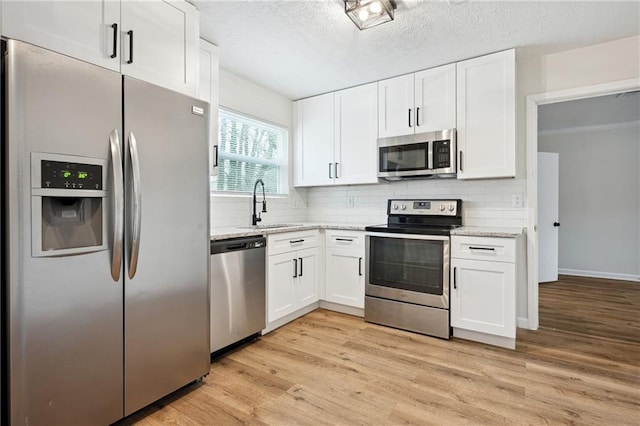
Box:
427 141 434 170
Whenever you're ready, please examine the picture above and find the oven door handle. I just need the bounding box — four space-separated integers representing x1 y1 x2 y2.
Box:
365 232 450 242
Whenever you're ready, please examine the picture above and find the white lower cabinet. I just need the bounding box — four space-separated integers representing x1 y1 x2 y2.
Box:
267 231 319 323
450 235 519 349
324 230 365 309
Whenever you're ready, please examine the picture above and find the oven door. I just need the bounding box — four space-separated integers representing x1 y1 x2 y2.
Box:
365 232 449 309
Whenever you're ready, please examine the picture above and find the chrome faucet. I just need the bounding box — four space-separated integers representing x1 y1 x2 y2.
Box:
252 179 267 226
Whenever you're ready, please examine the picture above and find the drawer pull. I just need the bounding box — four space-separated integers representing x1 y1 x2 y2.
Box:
469 246 495 251
290 239 305 244
336 238 353 242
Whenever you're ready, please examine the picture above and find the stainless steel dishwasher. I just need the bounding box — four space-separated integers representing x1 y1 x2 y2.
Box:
210 236 266 354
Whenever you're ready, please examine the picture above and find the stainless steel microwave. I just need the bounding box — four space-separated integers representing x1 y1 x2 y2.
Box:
377 129 456 180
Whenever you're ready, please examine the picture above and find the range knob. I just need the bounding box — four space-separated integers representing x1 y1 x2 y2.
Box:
439 204 445 212
448 204 455 212
393 204 399 210
400 204 406 210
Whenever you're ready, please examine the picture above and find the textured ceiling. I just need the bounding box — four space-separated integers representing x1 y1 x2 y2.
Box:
193 0 640 100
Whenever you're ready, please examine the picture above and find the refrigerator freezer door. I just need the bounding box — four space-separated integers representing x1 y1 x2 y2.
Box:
123 77 210 415
5 40 124 424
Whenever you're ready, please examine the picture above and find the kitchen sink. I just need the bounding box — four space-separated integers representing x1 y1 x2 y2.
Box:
239 223 302 230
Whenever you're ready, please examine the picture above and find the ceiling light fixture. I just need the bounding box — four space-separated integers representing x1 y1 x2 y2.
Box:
345 0 396 31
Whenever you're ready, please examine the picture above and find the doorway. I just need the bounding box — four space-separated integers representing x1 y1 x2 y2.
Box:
525 78 640 330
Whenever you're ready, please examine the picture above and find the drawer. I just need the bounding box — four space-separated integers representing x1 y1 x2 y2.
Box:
325 230 365 249
268 229 319 255
451 236 515 263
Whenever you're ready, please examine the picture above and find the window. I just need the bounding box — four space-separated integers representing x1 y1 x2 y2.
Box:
212 108 288 194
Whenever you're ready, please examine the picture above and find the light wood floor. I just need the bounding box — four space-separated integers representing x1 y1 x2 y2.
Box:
123 276 640 425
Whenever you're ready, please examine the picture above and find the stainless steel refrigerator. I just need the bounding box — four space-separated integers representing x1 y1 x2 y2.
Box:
2 39 210 424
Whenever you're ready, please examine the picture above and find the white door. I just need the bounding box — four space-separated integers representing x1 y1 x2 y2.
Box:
378 74 415 138
414 64 456 133
293 94 335 187
296 248 319 306
334 83 378 185
121 0 199 96
2 1 121 71
267 253 298 322
325 249 364 308
538 152 560 283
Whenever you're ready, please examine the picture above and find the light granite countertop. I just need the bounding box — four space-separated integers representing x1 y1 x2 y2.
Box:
210 222 369 241
451 226 525 238
211 223 524 241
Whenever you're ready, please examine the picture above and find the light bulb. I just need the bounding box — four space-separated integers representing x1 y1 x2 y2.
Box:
358 8 369 22
370 1 382 14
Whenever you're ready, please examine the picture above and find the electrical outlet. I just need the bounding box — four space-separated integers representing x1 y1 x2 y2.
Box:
512 193 523 208
347 196 355 208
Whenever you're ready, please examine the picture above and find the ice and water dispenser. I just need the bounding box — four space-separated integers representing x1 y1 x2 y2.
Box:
31 153 109 257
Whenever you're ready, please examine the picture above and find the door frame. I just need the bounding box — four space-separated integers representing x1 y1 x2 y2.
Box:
525 77 640 330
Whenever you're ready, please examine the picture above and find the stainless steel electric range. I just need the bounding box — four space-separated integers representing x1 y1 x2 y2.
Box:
364 199 462 339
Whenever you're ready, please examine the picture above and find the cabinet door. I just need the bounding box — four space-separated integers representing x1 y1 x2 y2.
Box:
378 74 414 138
2 1 121 71
267 253 298 322
296 248 319 307
325 248 364 308
334 83 378 185
414 64 456 133
456 49 516 179
199 39 219 176
450 258 516 338
293 93 335 187
121 0 199 96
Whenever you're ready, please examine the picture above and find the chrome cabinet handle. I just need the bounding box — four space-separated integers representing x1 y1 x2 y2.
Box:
128 132 142 279
293 258 298 278
110 23 118 59
109 129 124 281
329 163 333 179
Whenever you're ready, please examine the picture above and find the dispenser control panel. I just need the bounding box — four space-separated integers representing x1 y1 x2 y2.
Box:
41 160 102 190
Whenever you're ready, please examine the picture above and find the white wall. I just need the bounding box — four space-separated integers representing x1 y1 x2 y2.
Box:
539 126 640 281
306 178 527 227
211 69 307 227
518 35 640 322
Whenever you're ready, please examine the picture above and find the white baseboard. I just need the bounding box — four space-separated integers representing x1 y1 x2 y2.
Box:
453 328 516 350
558 268 640 282
262 302 319 335
319 300 364 317
517 316 531 330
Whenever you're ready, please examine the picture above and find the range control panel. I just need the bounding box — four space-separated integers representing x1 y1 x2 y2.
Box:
388 199 460 216
41 160 103 190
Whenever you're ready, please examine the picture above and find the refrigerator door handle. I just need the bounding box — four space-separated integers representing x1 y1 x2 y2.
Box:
128 132 142 279
110 129 124 281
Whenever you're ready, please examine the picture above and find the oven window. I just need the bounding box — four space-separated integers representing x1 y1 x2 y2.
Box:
379 143 428 172
369 236 444 295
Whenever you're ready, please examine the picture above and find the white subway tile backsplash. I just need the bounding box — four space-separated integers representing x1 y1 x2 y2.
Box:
210 178 527 230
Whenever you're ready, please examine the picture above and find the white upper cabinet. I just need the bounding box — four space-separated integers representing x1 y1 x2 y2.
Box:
334 82 378 185
378 64 456 138
456 49 516 179
1 0 199 96
121 0 199 97
414 64 456 133
378 73 414 138
294 83 378 187
294 93 335 187
1 0 121 72
198 39 219 176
